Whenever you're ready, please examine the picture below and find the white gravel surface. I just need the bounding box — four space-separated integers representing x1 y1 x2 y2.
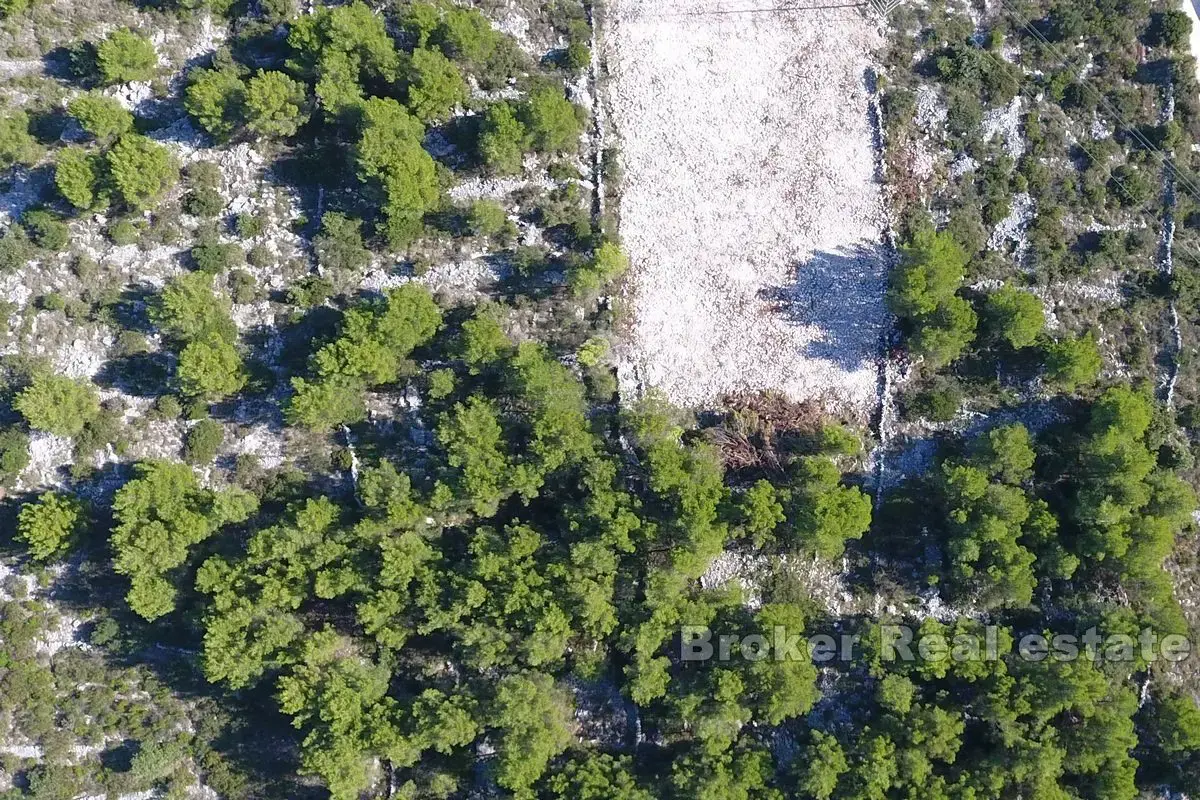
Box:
605 0 889 418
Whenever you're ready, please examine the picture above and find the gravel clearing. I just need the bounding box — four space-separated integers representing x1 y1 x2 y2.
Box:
605 0 889 418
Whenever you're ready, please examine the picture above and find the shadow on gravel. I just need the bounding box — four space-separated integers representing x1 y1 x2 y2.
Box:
759 243 891 371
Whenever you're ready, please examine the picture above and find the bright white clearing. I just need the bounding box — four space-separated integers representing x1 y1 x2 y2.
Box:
605 0 890 418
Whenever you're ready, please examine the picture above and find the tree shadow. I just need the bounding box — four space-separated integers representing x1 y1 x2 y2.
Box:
758 243 891 372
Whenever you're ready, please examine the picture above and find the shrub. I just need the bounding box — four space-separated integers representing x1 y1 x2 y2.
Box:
235 212 266 239
184 419 225 464
14 374 102 437
96 29 157 84
405 47 467 123
0 228 32 272
56 148 106 210
983 284 1045 349
23 210 70 251
908 379 963 421
185 68 246 140
0 107 38 169
467 199 510 238
229 269 258 304
17 492 83 562
107 135 179 210
67 93 134 141
0 427 29 483
192 238 244 273
244 70 309 138
478 102 527 174
314 212 370 276
107 218 143 245
520 86 582 152
1044 333 1102 391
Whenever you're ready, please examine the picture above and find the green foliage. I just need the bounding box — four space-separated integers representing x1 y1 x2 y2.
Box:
177 334 247 401
938 424 1063 608
478 102 528 174
191 238 243 274
14 373 101 437
276 628 392 800
0 107 39 169
244 70 309 138
112 461 257 620
17 492 84 563
288 1 399 118
490 672 573 793
0 0 29 18
785 456 872 559
151 272 237 344
67 93 133 141
466 198 510 238
404 47 467 123
184 68 246 140
55 148 106 211
355 97 440 247
1044 332 1102 391
984 284 1045 348
22 209 70 251
0 426 29 483
107 135 179 211
1153 10 1192 48
286 377 367 430
1153 689 1200 753
544 753 652 799
96 29 157 84
889 228 975 367
570 240 628 297
795 732 848 800
314 212 370 277
520 86 583 152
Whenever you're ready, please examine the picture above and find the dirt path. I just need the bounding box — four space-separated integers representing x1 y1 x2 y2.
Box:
605 0 890 418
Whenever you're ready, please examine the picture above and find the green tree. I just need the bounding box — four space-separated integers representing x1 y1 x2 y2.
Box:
55 148 106 211
17 492 84 563
314 212 370 277
67 93 134 141
286 377 367 430
96 29 157 84
244 71 309 138
405 47 467 123
795 732 848 800
184 68 246 140
478 102 528 174
570 241 628 297
177 334 247 401
151 272 237 344
107 135 179 210
184 419 225 464
0 427 29 483
355 97 440 247
0 108 39 169
888 228 969 319
1044 333 1102 391
490 672 574 794
544 753 653 799
786 456 872 559
910 294 977 368
984 284 1045 348
14 373 101 437
520 86 582 152
112 460 257 620
276 628 393 800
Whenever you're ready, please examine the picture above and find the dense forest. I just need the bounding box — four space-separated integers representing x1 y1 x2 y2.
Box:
1 0 1200 799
